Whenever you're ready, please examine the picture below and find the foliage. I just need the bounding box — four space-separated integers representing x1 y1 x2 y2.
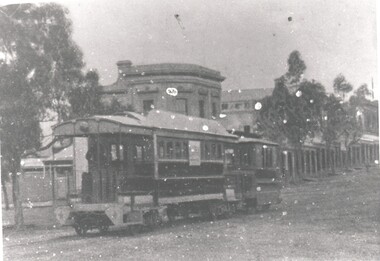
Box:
342 85 372 148
0 3 84 121
0 58 42 226
285 50 306 85
353 84 371 100
0 3 84 227
258 52 325 147
102 97 132 115
69 70 133 118
341 102 363 149
333 74 353 100
69 70 104 118
258 51 326 180
321 95 346 145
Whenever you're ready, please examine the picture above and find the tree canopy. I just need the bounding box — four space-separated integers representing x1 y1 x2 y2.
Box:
333 74 353 100
285 50 307 86
0 3 85 228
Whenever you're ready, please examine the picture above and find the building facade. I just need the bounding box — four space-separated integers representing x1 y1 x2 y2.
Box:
101 61 225 119
219 88 379 180
219 88 273 135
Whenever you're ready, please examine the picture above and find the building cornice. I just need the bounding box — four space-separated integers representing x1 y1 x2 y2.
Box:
117 62 225 82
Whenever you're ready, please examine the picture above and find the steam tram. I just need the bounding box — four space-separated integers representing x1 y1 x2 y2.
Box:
54 110 282 235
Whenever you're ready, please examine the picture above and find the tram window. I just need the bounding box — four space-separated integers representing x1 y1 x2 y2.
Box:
204 142 210 160
158 141 165 158
119 145 124 161
99 144 108 164
166 141 174 158
262 146 273 168
182 141 189 159
217 144 222 159
111 144 118 161
241 147 250 166
175 142 182 158
135 145 143 161
211 143 217 160
225 148 234 165
55 167 73 178
262 147 266 167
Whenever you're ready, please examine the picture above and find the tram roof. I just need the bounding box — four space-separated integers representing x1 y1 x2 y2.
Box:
53 110 237 140
237 137 278 146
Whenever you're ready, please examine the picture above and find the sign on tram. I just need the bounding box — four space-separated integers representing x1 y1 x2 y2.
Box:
188 140 201 166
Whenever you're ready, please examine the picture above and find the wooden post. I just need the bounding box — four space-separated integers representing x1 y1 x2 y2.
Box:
291 151 296 181
152 132 159 206
51 164 55 205
318 148 322 175
313 150 317 176
308 150 312 176
97 121 102 202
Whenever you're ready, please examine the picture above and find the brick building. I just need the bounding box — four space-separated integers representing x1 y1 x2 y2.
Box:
101 61 225 119
219 88 273 135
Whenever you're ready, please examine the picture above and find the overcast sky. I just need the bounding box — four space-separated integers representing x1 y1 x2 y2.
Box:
8 0 379 97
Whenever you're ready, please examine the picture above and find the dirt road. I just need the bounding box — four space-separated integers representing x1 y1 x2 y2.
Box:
3 168 380 260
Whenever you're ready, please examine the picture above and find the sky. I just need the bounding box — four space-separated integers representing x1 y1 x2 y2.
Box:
4 0 379 98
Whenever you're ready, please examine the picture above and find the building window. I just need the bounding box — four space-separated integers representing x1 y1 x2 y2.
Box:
211 143 217 160
166 141 174 159
175 141 182 158
262 146 273 168
158 141 165 158
143 100 154 114
176 98 188 115
134 145 143 162
221 103 228 110
199 100 205 118
212 102 217 118
235 103 242 110
244 125 250 133
182 141 189 159
244 102 250 109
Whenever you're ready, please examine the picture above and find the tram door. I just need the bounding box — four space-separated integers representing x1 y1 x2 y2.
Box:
86 136 119 203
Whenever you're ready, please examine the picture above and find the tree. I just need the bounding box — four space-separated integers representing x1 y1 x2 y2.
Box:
285 50 307 85
1 3 84 121
102 97 131 115
69 70 104 118
333 74 353 101
0 63 41 228
341 84 372 156
258 51 326 181
1 153 10 210
0 3 85 228
320 94 347 174
354 84 371 100
69 70 133 118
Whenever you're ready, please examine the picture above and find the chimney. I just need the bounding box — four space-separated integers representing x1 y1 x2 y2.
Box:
116 60 132 77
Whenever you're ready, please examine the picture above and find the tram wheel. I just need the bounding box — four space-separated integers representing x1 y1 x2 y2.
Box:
74 224 88 236
98 225 109 234
167 208 177 224
128 225 142 236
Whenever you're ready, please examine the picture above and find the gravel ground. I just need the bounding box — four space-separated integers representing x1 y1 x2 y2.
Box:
3 168 380 260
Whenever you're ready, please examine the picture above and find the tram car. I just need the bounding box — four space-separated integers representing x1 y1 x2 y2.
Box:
224 137 282 210
54 110 282 235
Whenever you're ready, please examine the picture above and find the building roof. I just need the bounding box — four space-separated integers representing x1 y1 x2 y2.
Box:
102 61 225 94
53 110 236 140
222 88 273 102
238 137 278 146
117 61 225 82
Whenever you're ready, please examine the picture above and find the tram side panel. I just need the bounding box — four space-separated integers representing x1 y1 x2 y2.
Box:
224 141 282 209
